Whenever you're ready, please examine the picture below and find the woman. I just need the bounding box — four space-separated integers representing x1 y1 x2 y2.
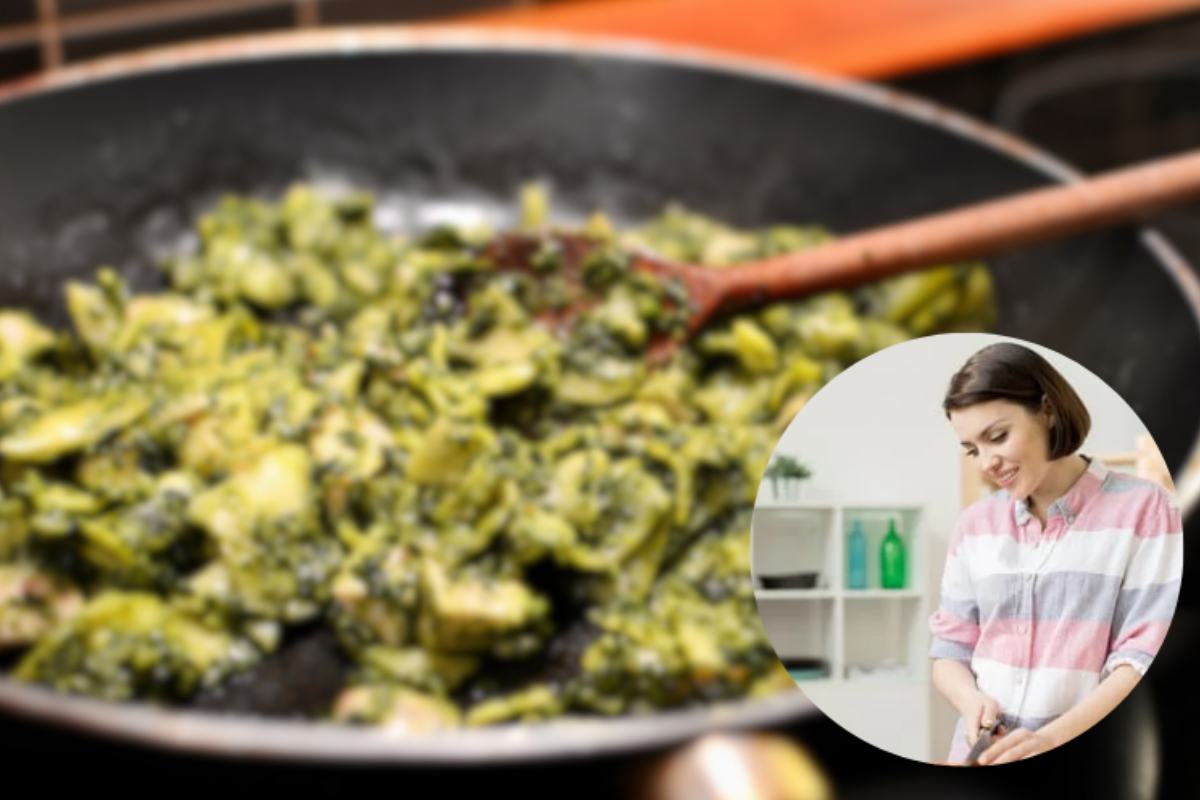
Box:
929 342 1182 765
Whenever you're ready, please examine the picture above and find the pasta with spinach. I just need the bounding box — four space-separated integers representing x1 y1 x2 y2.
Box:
0 185 993 726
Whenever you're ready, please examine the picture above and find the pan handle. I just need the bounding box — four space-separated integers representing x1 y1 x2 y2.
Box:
623 732 834 800
1127 433 1200 518
1172 446 1200 520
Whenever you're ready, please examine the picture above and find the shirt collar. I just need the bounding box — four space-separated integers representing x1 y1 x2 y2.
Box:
1012 455 1107 527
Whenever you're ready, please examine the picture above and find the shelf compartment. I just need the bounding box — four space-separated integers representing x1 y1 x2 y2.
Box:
756 589 837 600
751 506 836 591
842 589 922 599
842 594 925 681
841 507 921 591
753 501 836 511
757 597 835 676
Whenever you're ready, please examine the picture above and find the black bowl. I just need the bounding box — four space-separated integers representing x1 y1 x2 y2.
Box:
759 572 821 589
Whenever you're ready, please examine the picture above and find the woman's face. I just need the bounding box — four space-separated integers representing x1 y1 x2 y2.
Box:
949 398 1053 499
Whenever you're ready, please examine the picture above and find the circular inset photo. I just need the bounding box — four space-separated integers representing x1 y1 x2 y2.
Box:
751 333 1183 766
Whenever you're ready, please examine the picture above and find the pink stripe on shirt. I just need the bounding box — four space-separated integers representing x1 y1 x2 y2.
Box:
973 617 1110 671
1111 618 1171 655
929 608 980 647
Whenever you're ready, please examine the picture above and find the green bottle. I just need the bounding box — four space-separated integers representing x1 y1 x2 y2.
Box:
880 518 906 589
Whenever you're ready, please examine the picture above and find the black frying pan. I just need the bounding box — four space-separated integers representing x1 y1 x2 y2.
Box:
0 28 1193 796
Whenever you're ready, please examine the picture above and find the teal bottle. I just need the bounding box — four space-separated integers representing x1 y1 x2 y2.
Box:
847 520 867 589
880 518 907 589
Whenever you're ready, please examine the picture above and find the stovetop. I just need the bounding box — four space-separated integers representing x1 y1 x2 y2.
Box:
0 8 1198 798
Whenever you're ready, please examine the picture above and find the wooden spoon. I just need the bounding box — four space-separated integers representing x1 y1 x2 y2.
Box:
484 149 1200 362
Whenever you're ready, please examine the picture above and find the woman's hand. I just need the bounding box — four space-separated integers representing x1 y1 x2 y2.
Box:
956 689 1001 747
976 726 1057 765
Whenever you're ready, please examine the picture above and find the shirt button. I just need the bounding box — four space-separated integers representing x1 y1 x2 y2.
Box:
1016 623 1028 635
1024 574 1034 583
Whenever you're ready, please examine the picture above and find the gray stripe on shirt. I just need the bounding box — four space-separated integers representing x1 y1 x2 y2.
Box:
974 571 1121 623
1112 579 1181 636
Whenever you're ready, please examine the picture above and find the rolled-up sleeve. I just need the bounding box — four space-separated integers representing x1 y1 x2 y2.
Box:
929 521 980 664
1104 489 1183 679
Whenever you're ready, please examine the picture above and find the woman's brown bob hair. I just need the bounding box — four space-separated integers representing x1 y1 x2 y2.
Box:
944 342 1091 460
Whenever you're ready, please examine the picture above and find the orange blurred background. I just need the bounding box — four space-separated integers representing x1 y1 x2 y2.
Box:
2 0 1199 80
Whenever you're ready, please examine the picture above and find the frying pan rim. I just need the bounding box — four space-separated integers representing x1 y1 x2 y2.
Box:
0 679 815 764
0 26 1194 763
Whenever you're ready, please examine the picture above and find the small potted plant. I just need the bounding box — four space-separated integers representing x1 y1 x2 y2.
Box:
764 454 812 501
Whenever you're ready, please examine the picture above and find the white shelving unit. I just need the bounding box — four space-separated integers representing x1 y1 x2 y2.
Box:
751 500 932 762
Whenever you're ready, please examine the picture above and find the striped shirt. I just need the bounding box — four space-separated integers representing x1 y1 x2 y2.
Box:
928 456 1183 763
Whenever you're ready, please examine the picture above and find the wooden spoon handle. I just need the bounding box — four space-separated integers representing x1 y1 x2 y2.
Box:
717 149 1200 305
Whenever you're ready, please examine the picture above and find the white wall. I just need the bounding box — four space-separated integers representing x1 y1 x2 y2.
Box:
768 332 1155 761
